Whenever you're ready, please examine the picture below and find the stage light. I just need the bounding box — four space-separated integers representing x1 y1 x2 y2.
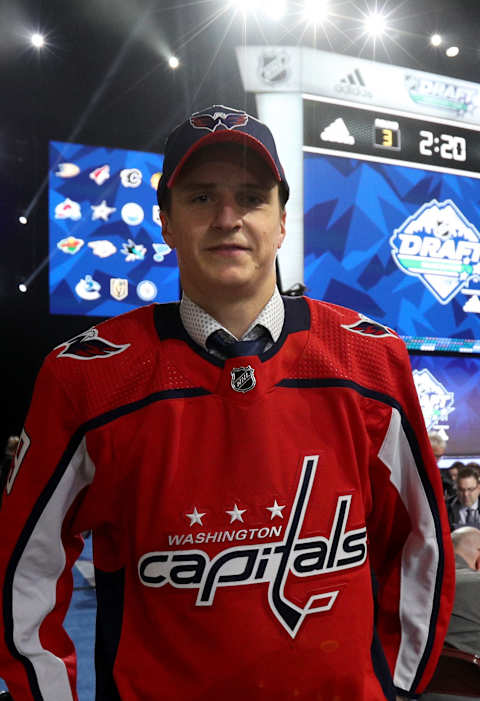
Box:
30 33 45 48
303 0 329 24
18 283 27 293
264 0 287 20
168 56 179 69
446 45 459 57
364 12 387 37
18 215 28 225
430 34 442 47
229 0 256 15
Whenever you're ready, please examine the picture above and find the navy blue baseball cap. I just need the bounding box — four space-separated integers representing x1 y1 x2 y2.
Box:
157 105 289 207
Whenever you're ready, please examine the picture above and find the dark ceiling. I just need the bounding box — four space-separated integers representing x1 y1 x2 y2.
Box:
1 0 480 440
2 0 480 149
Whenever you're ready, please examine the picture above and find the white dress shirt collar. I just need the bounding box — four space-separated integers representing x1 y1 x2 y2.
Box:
180 287 285 351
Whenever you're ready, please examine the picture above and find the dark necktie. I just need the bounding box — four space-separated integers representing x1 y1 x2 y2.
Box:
466 507 475 524
206 329 269 358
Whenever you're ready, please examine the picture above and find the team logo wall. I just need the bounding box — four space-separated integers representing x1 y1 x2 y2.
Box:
137 455 367 638
231 365 256 393
190 107 248 132
258 50 290 85
412 368 455 437
390 199 480 304
405 75 478 117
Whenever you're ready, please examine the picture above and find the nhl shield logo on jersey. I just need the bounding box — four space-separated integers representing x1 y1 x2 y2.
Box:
341 313 397 338
54 328 130 360
231 365 256 393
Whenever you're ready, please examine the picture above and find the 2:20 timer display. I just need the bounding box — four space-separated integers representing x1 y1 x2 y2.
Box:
419 130 467 161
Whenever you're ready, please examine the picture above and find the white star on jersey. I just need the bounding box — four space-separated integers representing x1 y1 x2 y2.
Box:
91 200 116 222
226 504 246 523
266 500 286 519
186 507 206 526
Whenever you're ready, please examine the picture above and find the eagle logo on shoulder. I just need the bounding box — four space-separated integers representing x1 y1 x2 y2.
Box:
341 313 397 339
54 328 130 360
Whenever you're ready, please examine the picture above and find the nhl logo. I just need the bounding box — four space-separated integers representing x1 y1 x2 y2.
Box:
258 50 290 85
231 365 256 393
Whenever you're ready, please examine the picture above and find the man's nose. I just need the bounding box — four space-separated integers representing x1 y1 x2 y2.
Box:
212 196 242 230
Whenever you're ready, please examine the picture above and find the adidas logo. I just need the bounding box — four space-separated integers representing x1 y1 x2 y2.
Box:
321 117 355 146
335 68 372 98
341 68 365 87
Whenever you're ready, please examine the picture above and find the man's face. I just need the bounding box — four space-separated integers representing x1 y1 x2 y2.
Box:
160 144 286 306
457 476 480 507
448 467 459 484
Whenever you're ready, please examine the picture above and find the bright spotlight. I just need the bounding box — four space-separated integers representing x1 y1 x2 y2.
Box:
446 45 459 58
430 34 442 47
168 56 179 69
303 0 329 24
264 0 287 20
364 12 387 37
230 0 256 14
31 33 45 48
18 215 28 225
18 283 27 293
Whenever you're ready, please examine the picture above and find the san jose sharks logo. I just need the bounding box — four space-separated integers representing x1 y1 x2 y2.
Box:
190 106 248 132
390 199 480 304
54 328 130 360
342 313 397 338
412 368 455 436
138 456 367 638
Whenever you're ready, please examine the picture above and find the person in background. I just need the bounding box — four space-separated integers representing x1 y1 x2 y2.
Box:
447 465 480 531
422 526 480 701
448 461 464 488
428 432 455 498
428 432 447 463
0 105 454 701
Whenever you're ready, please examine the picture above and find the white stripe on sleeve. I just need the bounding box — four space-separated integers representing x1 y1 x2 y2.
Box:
11 437 95 700
377 407 440 692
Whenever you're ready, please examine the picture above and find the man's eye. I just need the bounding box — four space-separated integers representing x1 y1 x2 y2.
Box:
241 193 263 206
192 193 210 203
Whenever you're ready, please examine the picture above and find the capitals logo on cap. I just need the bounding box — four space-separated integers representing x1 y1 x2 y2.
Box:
190 107 249 133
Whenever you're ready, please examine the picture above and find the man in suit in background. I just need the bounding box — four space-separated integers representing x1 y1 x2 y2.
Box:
423 526 480 701
447 466 480 531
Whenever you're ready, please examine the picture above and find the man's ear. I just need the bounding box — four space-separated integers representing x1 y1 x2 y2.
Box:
160 211 175 249
278 209 286 250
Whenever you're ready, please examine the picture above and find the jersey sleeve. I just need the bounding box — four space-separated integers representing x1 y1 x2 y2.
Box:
366 340 455 698
0 357 94 701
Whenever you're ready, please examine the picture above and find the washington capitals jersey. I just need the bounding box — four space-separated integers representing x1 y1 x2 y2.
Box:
0 296 454 700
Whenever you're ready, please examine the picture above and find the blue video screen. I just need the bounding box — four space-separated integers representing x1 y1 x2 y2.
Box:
304 152 480 353
409 353 480 458
49 140 179 317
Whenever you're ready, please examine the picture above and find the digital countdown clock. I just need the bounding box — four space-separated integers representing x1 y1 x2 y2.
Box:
302 95 480 355
303 97 480 176
418 130 466 161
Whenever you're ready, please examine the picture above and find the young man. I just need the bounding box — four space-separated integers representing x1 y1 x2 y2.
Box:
0 105 454 700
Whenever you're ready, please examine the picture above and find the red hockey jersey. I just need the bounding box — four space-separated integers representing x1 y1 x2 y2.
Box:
0 296 454 700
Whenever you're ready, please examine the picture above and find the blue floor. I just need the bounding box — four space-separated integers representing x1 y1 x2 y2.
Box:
1 537 96 700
